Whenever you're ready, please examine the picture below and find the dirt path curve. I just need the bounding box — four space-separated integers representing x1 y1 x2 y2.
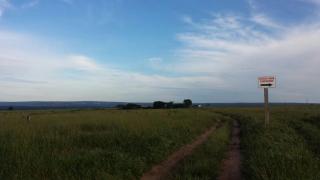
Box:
217 120 241 180
141 124 221 180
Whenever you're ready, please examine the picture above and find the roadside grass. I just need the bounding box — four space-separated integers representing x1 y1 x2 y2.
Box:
168 117 232 180
0 109 220 179
302 115 320 128
270 106 320 156
219 106 320 180
289 120 320 156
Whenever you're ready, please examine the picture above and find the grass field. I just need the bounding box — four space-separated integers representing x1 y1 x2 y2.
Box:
0 109 222 179
0 105 320 179
218 105 320 180
168 120 232 180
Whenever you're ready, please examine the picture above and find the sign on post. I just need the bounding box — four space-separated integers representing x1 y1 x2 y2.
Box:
258 76 276 127
258 76 276 88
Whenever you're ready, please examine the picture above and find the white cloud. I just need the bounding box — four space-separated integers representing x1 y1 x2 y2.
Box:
1 1 320 103
67 55 101 72
3 13 318 102
0 30 221 102
251 14 283 29
171 13 320 102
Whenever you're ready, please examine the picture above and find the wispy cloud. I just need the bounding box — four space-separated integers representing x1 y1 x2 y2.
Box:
0 77 47 84
0 29 222 102
0 0 40 17
247 0 284 30
1 0 320 102
67 55 102 72
0 0 11 17
21 0 39 9
302 0 320 5
170 11 320 102
251 14 283 29
3 10 320 102
148 57 164 70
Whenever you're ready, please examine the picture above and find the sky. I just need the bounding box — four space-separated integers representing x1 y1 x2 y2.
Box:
0 0 320 103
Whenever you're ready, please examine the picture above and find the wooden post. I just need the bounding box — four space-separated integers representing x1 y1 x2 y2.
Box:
264 88 269 127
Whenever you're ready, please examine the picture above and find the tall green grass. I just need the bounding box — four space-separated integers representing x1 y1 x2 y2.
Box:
168 118 232 180
270 106 320 156
0 109 220 179
1 106 319 179
219 106 320 180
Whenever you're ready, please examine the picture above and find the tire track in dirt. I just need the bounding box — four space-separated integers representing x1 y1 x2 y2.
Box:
141 123 222 180
217 120 241 180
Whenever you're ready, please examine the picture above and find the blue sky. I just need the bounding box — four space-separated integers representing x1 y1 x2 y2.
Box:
0 0 320 102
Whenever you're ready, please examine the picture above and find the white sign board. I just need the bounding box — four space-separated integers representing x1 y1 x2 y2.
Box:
258 76 276 88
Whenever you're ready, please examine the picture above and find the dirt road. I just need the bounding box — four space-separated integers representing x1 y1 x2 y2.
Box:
141 124 220 180
217 120 241 180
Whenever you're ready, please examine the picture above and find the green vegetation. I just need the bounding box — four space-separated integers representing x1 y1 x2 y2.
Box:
0 105 320 180
168 119 232 180
218 105 320 180
0 109 220 179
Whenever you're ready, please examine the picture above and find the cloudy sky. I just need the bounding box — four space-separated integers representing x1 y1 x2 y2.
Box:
0 0 320 102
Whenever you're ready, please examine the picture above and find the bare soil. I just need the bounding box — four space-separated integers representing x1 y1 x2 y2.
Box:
140 124 220 180
217 120 241 180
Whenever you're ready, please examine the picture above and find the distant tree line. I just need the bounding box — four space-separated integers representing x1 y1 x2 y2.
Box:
116 103 142 110
153 99 192 109
116 99 193 110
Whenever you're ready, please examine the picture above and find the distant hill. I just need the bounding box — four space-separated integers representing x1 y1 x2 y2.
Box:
0 101 152 110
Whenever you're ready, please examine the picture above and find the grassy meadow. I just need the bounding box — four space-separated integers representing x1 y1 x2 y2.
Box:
168 120 232 180
218 105 320 180
0 105 319 179
0 109 223 179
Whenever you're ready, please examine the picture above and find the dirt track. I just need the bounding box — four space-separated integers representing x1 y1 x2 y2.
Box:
217 120 241 180
141 124 220 180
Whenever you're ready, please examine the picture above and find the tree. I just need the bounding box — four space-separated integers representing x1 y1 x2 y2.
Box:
166 101 174 108
115 104 125 109
173 103 185 108
123 103 141 109
116 103 141 109
183 99 192 108
153 101 165 109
